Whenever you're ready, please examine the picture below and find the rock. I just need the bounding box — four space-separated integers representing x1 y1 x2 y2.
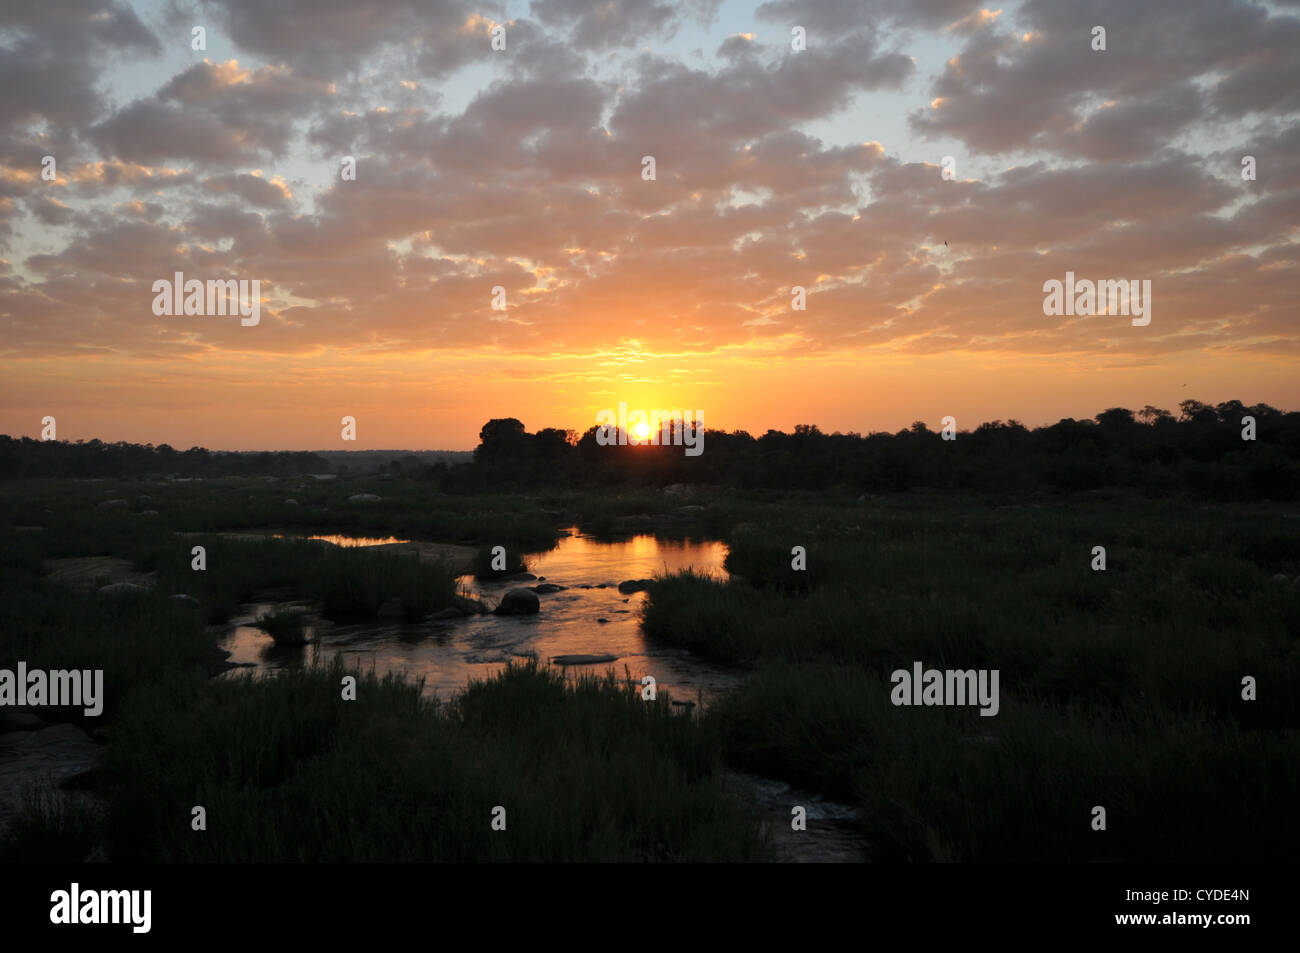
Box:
596 618 609 624
96 499 128 510
429 607 462 621
453 595 489 616
0 722 103 813
96 582 148 597
170 593 201 608
1273 573 1290 584
677 505 705 514
618 579 653 594
514 572 538 581
139 509 160 517
530 583 566 594
349 493 382 503
285 498 299 506
551 654 618 665
494 588 540 616
663 483 694 497
308 473 336 481
376 598 405 619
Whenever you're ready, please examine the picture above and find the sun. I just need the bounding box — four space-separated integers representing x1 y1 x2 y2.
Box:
633 421 651 441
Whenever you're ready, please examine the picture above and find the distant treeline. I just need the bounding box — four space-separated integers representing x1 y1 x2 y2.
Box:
0 440 477 480
441 400 1300 499
3 399 1297 498
0 439 333 479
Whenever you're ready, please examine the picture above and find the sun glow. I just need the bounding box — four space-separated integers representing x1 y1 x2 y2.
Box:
633 421 651 440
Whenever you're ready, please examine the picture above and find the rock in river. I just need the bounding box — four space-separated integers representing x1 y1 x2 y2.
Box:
494 588 540 616
551 654 618 666
96 582 148 597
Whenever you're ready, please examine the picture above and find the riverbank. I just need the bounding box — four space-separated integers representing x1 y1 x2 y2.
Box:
2 477 1297 861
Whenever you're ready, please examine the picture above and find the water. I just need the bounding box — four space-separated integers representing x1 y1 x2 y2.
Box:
218 529 741 705
214 529 869 859
284 534 411 547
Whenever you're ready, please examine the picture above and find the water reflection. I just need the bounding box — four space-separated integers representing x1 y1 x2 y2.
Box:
272 534 411 547
219 530 738 705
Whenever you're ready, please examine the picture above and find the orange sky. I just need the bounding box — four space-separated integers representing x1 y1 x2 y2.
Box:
2 2 1297 450
4 346 1294 450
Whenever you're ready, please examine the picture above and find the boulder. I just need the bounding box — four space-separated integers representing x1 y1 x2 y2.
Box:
1273 573 1291 584
96 582 148 597
169 594 201 608
96 499 128 510
494 588 540 616
530 583 566 594
551 654 618 665
617 579 653 594
428 607 463 621
349 493 382 503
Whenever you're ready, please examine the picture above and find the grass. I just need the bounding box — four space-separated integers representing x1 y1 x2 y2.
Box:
640 494 1300 860
95 657 768 862
0 783 104 863
3 478 1297 861
0 481 769 862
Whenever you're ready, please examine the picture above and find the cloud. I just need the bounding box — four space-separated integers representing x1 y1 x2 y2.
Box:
0 0 1293 378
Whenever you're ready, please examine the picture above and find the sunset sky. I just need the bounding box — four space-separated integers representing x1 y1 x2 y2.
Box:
2 0 1297 450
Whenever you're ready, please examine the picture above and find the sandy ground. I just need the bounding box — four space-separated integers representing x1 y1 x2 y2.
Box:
44 534 477 596
0 720 104 854
173 531 478 576
43 557 157 592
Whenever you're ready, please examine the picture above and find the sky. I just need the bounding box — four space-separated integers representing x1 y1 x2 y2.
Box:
1 0 1297 450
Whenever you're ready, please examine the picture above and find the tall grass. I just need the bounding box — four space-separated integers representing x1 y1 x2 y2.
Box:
95 658 768 862
642 496 1300 860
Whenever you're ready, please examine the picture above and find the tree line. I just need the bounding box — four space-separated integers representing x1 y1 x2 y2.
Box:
2 399 1295 499
442 399 1298 499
